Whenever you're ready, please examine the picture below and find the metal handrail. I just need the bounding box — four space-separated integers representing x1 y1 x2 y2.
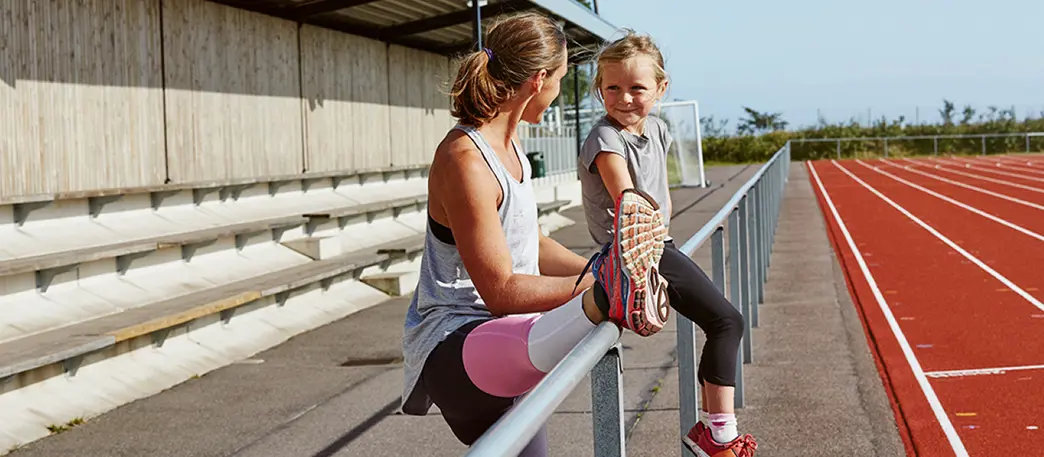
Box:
789 131 1044 142
463 142 793 457
465 322 622 457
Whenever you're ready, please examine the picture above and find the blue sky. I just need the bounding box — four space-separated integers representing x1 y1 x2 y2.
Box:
595 0 1044 131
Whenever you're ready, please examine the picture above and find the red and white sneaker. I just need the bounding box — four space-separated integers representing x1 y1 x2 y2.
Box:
583 189 670 337
683 422 758 457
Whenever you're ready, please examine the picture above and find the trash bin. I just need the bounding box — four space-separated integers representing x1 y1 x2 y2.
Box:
526 151 546 179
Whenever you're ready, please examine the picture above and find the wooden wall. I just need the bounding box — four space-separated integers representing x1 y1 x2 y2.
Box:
0 0 166 197
162 0 303 182
0 0 453 198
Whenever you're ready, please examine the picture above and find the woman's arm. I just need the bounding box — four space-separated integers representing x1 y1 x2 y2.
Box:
538 232 593 279
434 140 589 317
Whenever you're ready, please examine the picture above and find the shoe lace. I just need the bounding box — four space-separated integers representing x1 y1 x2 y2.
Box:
573 241 611 295
733 434 758 456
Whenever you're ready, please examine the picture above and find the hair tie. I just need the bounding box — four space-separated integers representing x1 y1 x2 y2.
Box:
483 47 493 61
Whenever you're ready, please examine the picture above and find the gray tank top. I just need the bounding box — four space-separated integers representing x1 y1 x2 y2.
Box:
400 124 541 415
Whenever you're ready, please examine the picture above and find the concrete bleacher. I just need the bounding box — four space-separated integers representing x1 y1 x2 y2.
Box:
0 159 583 453
0 165 423 449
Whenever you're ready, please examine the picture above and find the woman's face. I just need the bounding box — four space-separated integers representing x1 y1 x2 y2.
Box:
521 51 569 125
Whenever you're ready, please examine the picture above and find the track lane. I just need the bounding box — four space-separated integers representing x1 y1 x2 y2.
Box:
898 158 1044 204
960 156 1044 176
807 160 963 457
810 159 1044 456
929 157 1044 186
863 159 1044 232
829 159 1044 370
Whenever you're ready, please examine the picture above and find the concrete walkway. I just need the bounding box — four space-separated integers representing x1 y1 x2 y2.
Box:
623 163 907 457
7 164 906 457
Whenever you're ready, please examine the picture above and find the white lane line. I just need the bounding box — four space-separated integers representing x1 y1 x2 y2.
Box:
958 156 1044 176
807 161 968 457
832 160 1044 312
930 157 1044 183
875 159 1044 212
926 364 1044 379
899 158 1044 195
853 159 1044 245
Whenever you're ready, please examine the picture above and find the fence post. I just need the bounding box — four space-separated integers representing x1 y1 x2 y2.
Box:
884 138 889 157
1028 134 1032 153
730 203 751 372
755 188 764 310
836 139 841 159
710 227 740 409
934 137 939 155
741 195 756 329
982 135 986 155
760 179 767 301
676 314 699 457
592 344 625 457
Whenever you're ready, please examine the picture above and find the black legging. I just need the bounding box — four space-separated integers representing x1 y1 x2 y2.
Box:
660 240 744 387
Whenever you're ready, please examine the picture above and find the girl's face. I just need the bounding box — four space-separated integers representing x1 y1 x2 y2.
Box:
599 55 667 131
521 52 570 125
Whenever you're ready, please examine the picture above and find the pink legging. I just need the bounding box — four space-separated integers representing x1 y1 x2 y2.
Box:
461 292 596 397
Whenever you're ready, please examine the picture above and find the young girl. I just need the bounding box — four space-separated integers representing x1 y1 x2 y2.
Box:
578 32 759 456
400 13 670 456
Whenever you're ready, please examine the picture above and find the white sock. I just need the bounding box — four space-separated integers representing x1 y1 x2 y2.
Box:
699 410 709 427
708 413 738 444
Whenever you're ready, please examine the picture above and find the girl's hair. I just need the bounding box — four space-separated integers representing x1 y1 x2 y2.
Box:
591 29 669 104
449 12 568 127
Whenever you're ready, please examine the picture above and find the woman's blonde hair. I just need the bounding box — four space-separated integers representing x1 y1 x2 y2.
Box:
591 29 669 104
449 12 568 127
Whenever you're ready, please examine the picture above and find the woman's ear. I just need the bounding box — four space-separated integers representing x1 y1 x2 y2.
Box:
532 69 548 93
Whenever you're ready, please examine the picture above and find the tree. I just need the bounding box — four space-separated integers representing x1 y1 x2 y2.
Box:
737 107 788 135
939 99 955 126
557 66 591 107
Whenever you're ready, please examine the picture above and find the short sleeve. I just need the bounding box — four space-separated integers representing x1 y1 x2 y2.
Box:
580 124 628 172
656 116 673 155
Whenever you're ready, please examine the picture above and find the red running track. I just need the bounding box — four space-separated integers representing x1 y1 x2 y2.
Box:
807 156 1044 457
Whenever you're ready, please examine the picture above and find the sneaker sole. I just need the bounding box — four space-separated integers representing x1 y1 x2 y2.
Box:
614 189 669 336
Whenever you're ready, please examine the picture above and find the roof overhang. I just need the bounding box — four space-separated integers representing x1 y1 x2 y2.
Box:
210 0 616 63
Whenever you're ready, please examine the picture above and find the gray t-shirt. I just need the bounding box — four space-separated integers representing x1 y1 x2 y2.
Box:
578 115 673 246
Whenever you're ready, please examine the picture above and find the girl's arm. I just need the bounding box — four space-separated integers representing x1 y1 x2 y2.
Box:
595 150 673 219
593 152 635 200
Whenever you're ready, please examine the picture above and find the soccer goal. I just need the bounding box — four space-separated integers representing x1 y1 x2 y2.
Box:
652 100 709 188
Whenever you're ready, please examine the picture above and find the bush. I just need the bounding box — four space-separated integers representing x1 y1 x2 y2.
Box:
700 105 1044 163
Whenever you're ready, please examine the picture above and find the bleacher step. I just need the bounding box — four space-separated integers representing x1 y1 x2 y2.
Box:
0 234 428 385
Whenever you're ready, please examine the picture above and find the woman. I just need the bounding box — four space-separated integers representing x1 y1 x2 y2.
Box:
400 12 670 456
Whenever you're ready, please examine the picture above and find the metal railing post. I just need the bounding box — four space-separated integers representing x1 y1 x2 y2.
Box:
756 181 766 304
592 344 625 457
739 196 754 352
710 227 737 409
755 187 764 313
728 209 746 409
764 176 772 283
676 315 699 457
